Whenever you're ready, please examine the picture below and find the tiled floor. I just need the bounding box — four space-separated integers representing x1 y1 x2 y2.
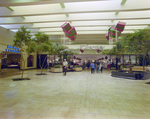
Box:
0 69 150 119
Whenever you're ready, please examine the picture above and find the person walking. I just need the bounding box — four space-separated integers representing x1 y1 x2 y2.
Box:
90 61 95 74
63 59 68 76
96 60 100 73
100 62 104 73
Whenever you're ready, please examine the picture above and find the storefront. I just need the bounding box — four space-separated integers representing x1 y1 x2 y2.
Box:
0 45 20 70
1 52 21 70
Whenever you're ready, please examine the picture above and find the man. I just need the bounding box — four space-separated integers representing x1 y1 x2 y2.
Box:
63 59 68 76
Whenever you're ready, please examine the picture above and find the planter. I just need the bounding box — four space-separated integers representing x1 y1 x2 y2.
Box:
111 71 150 80
51 68 62 73
74 67 82 71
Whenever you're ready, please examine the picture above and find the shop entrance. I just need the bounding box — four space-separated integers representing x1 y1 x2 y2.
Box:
1 52 21 71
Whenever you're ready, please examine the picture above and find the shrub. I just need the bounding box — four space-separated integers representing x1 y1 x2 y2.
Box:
54 65 61 68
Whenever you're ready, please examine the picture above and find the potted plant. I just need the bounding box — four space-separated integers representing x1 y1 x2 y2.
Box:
74 65 82 71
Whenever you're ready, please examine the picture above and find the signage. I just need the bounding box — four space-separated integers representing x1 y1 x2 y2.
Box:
6 45 20 53
80 45 105 51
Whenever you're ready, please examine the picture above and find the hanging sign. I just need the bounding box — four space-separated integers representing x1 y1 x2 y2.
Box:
80 45 105 51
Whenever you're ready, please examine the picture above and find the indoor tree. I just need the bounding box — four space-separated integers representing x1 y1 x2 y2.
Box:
13 26 35 79
34 32 52 74
49 43 68 65
122 29 150 71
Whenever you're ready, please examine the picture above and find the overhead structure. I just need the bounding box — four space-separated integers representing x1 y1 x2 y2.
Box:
0 0 149 47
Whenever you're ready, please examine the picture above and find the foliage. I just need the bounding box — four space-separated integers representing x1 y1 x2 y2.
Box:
49 43 68 55
104 28 150 56
54 65 61 68
14 26 34 53
34 32 52 74
34 32 52 53
34 32 49 45
75 65 80 67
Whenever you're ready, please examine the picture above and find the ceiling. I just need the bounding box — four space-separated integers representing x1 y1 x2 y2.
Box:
0 0 150 47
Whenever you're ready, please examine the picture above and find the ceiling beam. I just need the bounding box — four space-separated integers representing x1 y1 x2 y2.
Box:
0 0 149 17
0 10 150 24
60 3 65 8
0 0 107 6
6 6 14 11
121 0 127 5
115 12 119 15
65 14 69 17
21 16 26 19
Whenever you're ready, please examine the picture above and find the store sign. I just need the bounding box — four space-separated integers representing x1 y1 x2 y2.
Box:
80 45 105 51
6 45 20 53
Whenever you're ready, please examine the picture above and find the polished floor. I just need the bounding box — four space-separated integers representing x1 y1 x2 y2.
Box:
0 69 150 119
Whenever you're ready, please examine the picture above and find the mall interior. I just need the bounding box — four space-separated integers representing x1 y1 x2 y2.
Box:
0 0 150 119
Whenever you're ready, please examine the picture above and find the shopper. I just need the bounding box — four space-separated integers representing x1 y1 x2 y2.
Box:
100 62 104 73
87 60 91 70
90 61 95 74
96 60 100 73
63 59 68 76
107 59 111 70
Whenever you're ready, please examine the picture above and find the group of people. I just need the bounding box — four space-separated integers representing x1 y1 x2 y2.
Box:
90 60 104 74
62 59 105 76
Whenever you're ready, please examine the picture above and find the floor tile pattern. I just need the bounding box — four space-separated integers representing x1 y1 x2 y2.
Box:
0 69 150 119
